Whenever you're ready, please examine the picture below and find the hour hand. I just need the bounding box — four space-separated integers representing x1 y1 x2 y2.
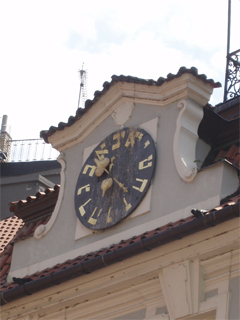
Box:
94 158 110 177
101 178 113 197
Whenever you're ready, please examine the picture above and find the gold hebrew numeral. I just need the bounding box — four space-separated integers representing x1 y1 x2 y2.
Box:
135 131 143 141
125 129 135 148
139 154 153 170
107 207 112 223
95 142 109 161
112 131 125 150
123 197 132 211
144 140 150 149
112 133 121 150
125 129 143 148
132 178 148 192
79 198 91 216
77 184 90 195
83 165 96 177
88 207 102 225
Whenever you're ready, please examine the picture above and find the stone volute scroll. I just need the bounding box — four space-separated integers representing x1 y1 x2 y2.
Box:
34 153 66 239
173 99 204 182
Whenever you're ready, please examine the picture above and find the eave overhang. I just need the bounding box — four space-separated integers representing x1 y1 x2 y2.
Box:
9 185 60 223
1 201 239 306
40 67 221 152
199 100 240 148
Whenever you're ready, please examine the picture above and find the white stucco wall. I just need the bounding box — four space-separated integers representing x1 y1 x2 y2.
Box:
8 77 239 280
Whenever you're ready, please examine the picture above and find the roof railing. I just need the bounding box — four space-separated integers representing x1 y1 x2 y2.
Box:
8 139 59 162
224 49 240 101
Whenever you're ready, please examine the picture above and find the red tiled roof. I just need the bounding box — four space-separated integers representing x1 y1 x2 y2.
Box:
1 85 239 304
40 67 221 143
214 145 240 170
0 144 239 293
14 214 51 243
0 218 51 287
0 186 60 288
0 217 23 254
7 186 60 243
9 185 60 217
0 194 239 295
0 216 23 287
0 245 13 286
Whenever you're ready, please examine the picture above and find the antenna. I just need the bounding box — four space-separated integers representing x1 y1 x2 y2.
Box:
77 63 88 109
223 0 240 101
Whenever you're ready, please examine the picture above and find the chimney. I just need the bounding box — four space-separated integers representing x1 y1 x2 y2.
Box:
0 115 12 162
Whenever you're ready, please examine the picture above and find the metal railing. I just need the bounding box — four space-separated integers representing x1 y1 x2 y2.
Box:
9 139 59 162
224 49 240 101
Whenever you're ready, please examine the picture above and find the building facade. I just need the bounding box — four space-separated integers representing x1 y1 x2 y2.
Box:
0 67 239 320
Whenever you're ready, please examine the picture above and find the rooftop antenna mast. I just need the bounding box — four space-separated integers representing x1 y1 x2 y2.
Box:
224 0 240 101
77 63 88 109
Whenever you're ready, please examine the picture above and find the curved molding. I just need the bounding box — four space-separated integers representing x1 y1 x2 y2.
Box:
34 153 66 239
173 99 203 182
49 74 213 152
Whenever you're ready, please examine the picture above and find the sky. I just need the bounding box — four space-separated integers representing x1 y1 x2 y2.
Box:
0 0 239 140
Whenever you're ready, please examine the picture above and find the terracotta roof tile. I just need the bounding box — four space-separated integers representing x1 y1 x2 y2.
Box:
0 217 23 254
40 67 221 143
0 193 238 295
0 187 238 296
0 264 10 279
0 254 10 270
0 243 13 283
4 245 13 257
13 216 50 243
0 186 61 286
9 185 60 214
213 145 240 170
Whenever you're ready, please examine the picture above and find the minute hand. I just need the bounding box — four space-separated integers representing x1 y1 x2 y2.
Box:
104 168 128 193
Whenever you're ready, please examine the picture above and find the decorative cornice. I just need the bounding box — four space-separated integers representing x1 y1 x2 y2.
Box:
40 67 221 148
43 71 218 152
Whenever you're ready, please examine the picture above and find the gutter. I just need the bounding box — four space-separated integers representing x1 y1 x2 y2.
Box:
1 202 239 306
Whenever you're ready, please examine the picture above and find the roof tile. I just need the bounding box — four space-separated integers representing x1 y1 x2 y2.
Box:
213 145 240 169
0 185 239 295
0 217 23 254
9 185 60 214
0 254 10 270
40 67 221 143
0 193 238 293
0 264 10 279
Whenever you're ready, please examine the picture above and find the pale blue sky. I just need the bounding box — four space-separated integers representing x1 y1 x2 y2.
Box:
0 0 239 140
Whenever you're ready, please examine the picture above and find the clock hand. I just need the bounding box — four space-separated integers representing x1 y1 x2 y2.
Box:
103 167 128 193
94 158 110 177
94 157 127 192
101 178 113 197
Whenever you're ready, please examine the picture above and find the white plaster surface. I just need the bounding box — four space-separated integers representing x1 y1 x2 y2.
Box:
8 194 222 280
8 80 239 281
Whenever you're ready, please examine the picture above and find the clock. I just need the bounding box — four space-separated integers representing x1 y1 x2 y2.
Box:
74 127 156 230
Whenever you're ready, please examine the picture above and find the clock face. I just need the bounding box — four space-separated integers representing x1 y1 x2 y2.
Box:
74 127 156 230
